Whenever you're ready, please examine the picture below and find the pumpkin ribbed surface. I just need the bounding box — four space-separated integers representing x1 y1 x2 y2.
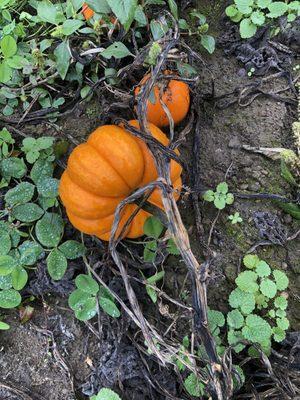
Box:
59 120 182 241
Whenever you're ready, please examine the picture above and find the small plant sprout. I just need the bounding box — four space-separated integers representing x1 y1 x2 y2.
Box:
203 182 234 210
228 212 243 224
248 67 255 77
90 388 122 400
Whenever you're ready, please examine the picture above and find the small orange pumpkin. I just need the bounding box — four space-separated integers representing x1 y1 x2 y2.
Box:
134 70 190 128
59 120 182 241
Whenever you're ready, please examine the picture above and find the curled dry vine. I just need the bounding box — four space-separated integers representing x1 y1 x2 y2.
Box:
104 12 233 400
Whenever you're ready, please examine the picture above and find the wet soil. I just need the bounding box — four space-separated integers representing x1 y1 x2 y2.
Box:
0 18 299 400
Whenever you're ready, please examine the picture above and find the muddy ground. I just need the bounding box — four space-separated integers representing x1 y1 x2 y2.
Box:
0 10 299 400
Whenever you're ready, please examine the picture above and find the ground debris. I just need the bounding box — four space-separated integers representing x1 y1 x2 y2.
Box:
253 212 287 245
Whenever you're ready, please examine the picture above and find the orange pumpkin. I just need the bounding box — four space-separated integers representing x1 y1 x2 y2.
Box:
134 70 190 128
59 120 182 241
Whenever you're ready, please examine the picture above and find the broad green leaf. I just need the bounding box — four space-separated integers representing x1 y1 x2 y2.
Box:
6 55 30 69
35 212 64 247
250 10 265 25
58 240 86 259
213 193 226 209
0 289 21 308
274 296 287 310
54 41 71 80
94 388 121 400
229 288 256 314
257 0 271 8
147 271 165 284
0 61 12 83
143 241 157 262
239 18 257 38
167 0 178 19
134 5 147 26
273 270 289 290
1 157 27 179
37 0 58 24
35 137 54 150
36 177 59 198
235 271 258 293
107 0 137 31
227 329 245 353
256 260 271 277
226 5 239 17
30 159 54 184
75 297 97 321
99 296 121 318
144 216 164 238
276 317 289 330
184 373 204 397
203 190 214 202
146 285 157 303
207 309 225 331
0 231 11 255
19 241 43 265
0 255 17 276
201 34 215 54
11 266 28 290
69 288 90 309
85 0 111 13
101 42 133 59
150 20 169 40
0 35 17 58
260 278 277 299
75 274 99 295
243 254 260 269
276 201 300 220
62 19 83 35
273 326 285 342
47 249 67 280
166 238 180 255
267 1 288 18
242 314 272 344
216 182 228 194
0 275 12 290
276 309 286 318
176 62 197 78
12 203 44 222
0 321 10 330
227 309 244 329
5 182 35 206
235 0 254 13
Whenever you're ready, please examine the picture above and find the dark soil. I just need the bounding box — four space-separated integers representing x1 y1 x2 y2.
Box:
0 8 299 400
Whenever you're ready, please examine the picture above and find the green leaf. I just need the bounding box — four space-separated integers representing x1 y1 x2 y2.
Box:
94 388 122 400
267 2 288 18
260 278 277 299
216 182 228 194
54 41 71 80
227 329 245 353
225 193 234 205
200 34 215 54
226 5 239 17
213 193 226 210
5 182 35 206
0 289 21 308
75 274 99 295
58 240 86 259
250 10 265 25
229 288 256 314
1 157 27 179
134 5 147 26
37 0 58 24
0 321 10 330
107 0 137 31
274 296 288 310
184 373 204 397
36 137 54 150
276 317 289 330
0 62 12 83
235 271 258 293
242 314 272 344
0 275 12 290
0 231 11 255
99 297 121 318
11 266 28 290
143 241 157 262
85 0 111 13
280 160 297 186
203 190 215 202
0 35 17 58
35 212 64 247
235 0 254 13
75 296 97 321
166 238 180 255
227 309 244 329
30 159 54 184
257 0 272 8
47 248 67 280
176 62 198 78
239 18 257 38
12 203 44 223
167 0 178 19
146 284 157 303
273 270 289 290
207 309 225 331
256 260 271 277
19 241 43 266
6 55 30 69
0 255 16 276
147 271 165 284
273 326 286 342
101 42 133 59
243 254 260 269
62 19 83 35
276 309 286 318
144 216 164 239
37 177 59 198
150 20 169 40
275 202 300 220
